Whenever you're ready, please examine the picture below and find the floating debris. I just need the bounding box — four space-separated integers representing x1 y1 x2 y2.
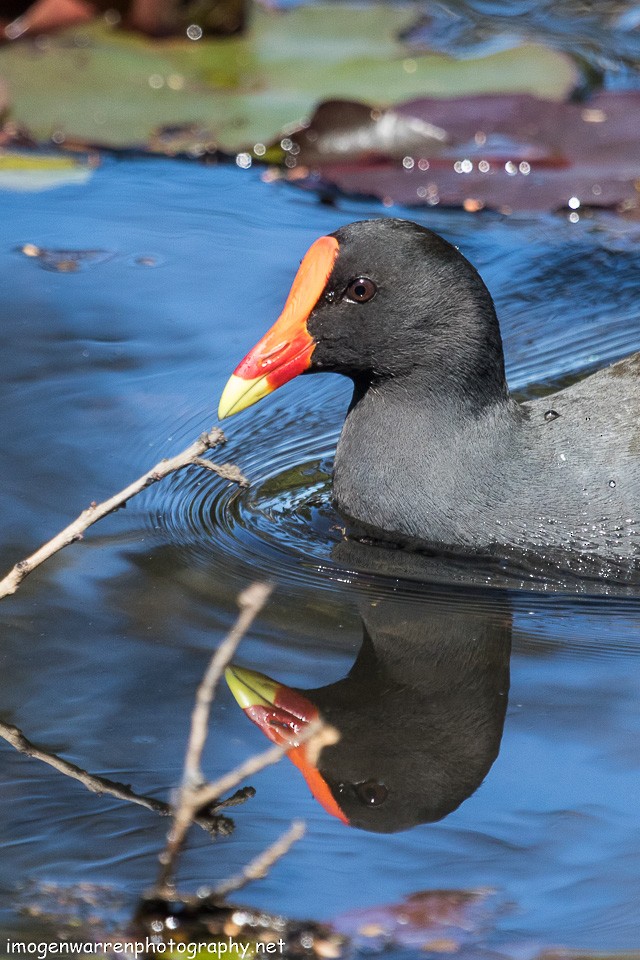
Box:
17 243 115 272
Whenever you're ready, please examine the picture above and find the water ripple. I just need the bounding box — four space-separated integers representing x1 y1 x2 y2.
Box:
144 420 344 588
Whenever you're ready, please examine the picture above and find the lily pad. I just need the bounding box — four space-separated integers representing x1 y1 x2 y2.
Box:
274 90 640 214
0 6 579 152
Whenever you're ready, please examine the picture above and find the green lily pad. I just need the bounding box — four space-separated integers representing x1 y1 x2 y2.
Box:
0 5 578 152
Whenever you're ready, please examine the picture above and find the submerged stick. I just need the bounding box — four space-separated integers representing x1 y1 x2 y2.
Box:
0 721 248 836
0 428 247 600
212 820 306 898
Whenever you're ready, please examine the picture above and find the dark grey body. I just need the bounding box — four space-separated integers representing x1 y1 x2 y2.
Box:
299 218 640 561
334 354 640 557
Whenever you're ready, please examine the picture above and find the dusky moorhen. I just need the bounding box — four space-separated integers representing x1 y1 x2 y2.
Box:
219 218 640 558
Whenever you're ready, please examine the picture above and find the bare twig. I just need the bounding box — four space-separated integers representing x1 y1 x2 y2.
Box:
184 582 274 790
212 820 306 899
0 721 245 836
154 583 339 897
156 718 337 897
213 786 256 812
193 718 337 813
0 721 168 815
0 428 248 601
155 582 273 894
192 457 247 486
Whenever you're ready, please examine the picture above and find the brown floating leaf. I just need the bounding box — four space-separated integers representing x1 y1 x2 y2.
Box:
275 91 640 214
333 888 496 951
262 98 449 167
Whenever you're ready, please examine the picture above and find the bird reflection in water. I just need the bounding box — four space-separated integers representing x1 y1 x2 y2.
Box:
226 542 511 833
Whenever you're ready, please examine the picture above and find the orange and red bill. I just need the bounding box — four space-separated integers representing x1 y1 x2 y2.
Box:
225 664 348 824
218 235 339 419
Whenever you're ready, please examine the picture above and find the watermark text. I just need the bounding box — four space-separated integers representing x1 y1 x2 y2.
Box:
5 939 286 959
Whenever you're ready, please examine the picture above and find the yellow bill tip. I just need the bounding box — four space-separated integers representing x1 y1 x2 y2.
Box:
225 665 280 709
218 372 272 420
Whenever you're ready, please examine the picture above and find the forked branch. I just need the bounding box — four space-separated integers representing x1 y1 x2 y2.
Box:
154 583 339 897
0 427 247 600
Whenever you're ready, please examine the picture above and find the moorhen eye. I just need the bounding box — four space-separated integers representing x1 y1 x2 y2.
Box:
346 277 376 303
355 779 388 806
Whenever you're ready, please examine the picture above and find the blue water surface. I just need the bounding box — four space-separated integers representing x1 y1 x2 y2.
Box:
0 157 639 952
